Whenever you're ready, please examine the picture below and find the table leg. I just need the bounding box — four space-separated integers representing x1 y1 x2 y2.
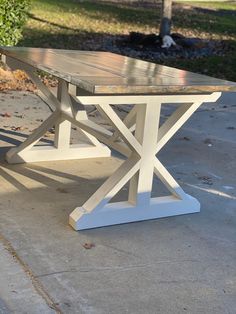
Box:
4 57 110 163
69 92 221 230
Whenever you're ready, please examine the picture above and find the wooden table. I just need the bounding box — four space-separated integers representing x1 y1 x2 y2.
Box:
1 47 236 230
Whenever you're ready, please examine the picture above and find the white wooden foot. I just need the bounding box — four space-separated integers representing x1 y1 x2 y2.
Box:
70 195 200 230
6 144 110 164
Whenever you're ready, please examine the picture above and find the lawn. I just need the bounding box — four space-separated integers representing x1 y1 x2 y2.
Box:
16 0 236 81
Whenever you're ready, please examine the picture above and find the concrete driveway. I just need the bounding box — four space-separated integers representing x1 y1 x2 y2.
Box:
0 91 235 314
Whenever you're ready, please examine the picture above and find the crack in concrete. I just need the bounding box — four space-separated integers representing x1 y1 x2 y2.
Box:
36 259 203 278
0 233 62 314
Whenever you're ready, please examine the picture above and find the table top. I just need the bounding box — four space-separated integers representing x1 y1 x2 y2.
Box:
1 47 236 95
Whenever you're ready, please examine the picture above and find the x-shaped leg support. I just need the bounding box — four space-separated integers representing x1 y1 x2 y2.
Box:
69 92 221 230
5 56 110 164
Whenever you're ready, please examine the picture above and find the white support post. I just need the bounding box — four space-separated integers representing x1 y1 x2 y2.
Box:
128 102 161 206
54 80 72 149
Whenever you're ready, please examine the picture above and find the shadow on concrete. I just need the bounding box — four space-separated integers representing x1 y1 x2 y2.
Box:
0 128 53 145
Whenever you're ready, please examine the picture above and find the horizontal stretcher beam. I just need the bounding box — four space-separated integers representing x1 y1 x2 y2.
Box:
75 92 222 106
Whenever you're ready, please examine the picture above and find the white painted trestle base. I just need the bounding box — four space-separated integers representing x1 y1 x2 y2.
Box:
70 195 200 230
4 55 222 230
5 56 111 164
68 92 221 230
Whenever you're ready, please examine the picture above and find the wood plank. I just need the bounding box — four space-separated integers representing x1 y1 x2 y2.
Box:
1 47 236 94
70 76 236 94
51 50 217 81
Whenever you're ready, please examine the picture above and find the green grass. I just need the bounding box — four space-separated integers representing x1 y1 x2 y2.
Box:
180 1 236 11
18 0 236 81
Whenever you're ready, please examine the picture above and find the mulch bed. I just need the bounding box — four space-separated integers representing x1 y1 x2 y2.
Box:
103 32 232 62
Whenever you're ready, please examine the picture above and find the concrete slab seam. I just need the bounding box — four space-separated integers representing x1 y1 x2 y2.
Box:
0 233 62 314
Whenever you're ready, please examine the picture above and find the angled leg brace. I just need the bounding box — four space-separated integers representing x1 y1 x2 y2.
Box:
4 56 110 163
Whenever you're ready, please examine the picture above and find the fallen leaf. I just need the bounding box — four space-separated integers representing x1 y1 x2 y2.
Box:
11 126 24 131
204 138 213 145
82 242 95 249
179 136 190 141
1 112 11 117
197 175 213 185
56 187 69 194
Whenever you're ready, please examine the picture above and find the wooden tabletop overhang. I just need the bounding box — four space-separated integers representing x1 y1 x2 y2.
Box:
1 47 236 95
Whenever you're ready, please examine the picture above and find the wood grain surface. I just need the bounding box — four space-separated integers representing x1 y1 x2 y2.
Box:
1 47 236 94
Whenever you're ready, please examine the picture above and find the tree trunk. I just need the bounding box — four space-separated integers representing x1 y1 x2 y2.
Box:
159 0 172 38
